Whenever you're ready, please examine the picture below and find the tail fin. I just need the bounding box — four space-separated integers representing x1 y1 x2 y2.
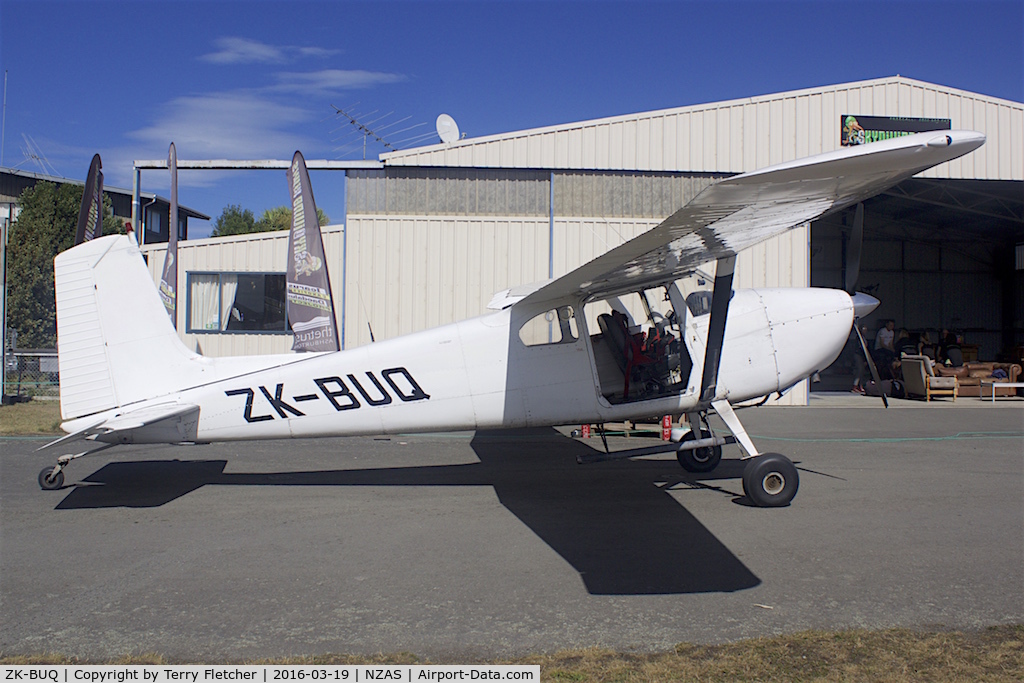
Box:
55 235 200 419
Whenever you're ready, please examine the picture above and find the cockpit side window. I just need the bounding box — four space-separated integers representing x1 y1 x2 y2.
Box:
519 306 579 347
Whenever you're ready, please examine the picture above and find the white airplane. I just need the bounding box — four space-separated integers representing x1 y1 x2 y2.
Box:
37 130 985 506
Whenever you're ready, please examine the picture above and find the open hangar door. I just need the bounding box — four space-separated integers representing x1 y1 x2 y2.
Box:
810 178 1024 391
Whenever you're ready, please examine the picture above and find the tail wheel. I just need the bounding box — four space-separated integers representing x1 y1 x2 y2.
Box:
38 466 65 491
676 429 722 473
742 453 799 507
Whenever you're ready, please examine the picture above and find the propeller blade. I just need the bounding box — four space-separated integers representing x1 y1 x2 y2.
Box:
853 322 888 408
845 202 864 294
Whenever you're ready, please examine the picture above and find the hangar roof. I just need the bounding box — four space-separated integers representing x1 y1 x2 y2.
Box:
382 76 1023 182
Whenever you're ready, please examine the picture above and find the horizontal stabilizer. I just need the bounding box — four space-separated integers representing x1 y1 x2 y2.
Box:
40 403 201 450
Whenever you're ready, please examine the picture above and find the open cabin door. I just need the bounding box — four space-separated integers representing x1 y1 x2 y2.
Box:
582 281 704 406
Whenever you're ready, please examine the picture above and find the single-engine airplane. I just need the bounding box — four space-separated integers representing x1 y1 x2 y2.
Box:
37 130 984 506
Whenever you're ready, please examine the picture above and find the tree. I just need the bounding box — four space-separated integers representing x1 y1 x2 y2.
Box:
6 181 124 349
256 205 294 232
210 204 260 237
211 204 330 237
256 205 330 232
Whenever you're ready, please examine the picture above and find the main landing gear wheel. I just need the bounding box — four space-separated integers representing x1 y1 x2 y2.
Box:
38 466 65 491
742 453 799 507
676 429 722 473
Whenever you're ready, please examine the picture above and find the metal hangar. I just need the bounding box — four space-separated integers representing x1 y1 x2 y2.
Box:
139 76 1023 405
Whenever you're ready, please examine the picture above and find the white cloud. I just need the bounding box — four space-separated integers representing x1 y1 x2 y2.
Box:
297 46 340 60
93 90 321 192
200 37 288 64
270 69 406 95
128 91 315 158
100 41 405 190
200 37 340 65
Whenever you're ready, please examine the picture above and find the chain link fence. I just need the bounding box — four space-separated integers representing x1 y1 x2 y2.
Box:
2 349 59 403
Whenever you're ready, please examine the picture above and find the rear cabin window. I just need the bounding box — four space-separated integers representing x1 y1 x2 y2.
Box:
519 306 579 346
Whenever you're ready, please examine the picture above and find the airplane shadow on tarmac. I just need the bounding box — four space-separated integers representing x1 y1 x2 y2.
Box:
53 427 761 596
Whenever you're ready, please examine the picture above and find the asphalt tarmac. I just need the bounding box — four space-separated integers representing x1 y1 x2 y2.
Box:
2 404 1022 660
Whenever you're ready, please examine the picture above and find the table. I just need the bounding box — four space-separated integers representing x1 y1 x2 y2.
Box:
979 380 1024 402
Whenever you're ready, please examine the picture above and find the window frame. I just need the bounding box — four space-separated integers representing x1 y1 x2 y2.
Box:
518 305 580 347
185 270 291 335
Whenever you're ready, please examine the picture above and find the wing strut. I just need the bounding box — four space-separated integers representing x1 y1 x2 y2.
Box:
692 255 761 459
699 255 736 403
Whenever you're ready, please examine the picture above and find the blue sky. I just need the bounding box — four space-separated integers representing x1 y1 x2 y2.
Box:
1 0 1021 237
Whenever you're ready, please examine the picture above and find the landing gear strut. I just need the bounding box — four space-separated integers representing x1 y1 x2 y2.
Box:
36 447 109 491
677 413 722 473
37 452 81 490
38 465 65 490
677 429 722 472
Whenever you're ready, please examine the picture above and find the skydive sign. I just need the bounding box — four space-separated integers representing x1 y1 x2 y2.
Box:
841 115 951 146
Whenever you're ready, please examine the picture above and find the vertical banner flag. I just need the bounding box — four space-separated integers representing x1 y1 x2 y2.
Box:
158 142 179 328
286 151 339 352
74 154 104 244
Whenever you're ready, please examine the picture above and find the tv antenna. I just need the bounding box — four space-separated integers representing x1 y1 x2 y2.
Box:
16 133 61 176
330 104 435 160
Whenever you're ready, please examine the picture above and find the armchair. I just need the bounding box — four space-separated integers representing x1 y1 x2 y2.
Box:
902 355 957 401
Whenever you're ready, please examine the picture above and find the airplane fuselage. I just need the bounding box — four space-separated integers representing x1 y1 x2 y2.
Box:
64 286 855 444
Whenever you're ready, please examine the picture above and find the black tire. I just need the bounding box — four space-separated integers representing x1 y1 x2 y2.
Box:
38 466 64 491
676 429 722 473
742 453 798 507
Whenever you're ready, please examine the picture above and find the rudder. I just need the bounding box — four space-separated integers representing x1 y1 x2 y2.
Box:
54 235 200 419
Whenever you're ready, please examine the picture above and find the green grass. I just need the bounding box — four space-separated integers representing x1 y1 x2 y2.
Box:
3 626 1022 681
0 400 62 435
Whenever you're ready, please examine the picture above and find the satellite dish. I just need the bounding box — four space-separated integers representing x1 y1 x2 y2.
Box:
436 114 460 144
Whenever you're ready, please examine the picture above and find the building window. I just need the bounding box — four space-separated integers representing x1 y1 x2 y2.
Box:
187 272 288 334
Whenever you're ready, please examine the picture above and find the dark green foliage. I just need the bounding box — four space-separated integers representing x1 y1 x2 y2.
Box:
257 205 329 232
211 204 261 237
211 204 329 237
6 182 124 349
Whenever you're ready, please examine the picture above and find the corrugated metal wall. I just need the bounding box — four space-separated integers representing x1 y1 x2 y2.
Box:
141 226 344 357
383 77 1024 182
343 215 550 348
348 168 549 216
554 171 720 217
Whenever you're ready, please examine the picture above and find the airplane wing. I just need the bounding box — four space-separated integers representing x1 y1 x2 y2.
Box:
521 130 984 306
39 403 201 450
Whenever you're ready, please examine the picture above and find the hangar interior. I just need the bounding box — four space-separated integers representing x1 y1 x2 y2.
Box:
139 76 1023 405
810 178 1023 389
